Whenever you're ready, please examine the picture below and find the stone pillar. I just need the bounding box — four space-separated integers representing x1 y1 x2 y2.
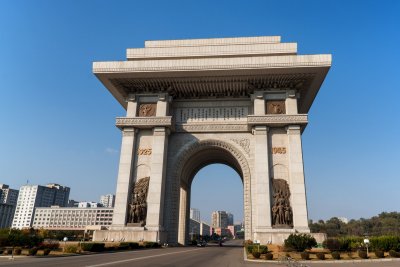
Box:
252 91 265 115
126 95 137 117
287 125 309 231
112 127 136 227
178 186 188 245
285 90 298 115
146 126 169 231
253 125 272 235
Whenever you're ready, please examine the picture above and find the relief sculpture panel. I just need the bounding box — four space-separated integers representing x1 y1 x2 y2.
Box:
271 178 293 228
138 103 157 117
128 177 150 226
266 101 286 114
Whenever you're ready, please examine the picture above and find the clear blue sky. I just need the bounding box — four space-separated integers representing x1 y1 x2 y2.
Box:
1 0 399 224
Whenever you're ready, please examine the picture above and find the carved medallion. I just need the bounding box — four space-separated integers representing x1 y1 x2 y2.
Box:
138 103 157 117
127 177 150 226
266 101 286 114
271 179 293 228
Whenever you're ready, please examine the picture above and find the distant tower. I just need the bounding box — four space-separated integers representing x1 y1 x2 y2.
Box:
100 194 115 208
190 208 200 222
227 212 234 226
211 211 228 228
12 183 70 229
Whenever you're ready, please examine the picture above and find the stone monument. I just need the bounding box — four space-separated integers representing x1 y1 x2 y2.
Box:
92 36 331 244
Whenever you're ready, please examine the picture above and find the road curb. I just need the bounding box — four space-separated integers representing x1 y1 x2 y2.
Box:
243 248 400 264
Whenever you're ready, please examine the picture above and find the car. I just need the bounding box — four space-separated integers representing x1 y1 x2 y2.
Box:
197 240 207 247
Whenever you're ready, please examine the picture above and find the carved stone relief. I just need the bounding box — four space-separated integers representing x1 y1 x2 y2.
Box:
271 178 293 228
128 177 150 226
266 101 286 114
231 138 250 156
138 103 157 117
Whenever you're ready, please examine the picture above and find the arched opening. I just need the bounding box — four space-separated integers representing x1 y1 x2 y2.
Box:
175 140 251 245
190 163 243 243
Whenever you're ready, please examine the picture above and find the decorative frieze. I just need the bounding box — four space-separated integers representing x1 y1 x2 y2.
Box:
174 106 248 123
175 123 248 133
116 116 172 129
247 114 307 126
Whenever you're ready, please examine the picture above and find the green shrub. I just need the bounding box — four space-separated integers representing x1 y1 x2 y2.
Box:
265 252 273 260
28 247 38 256
370 236 400 252
6 248 12 255
128 242 139 249
284 234 317 252
300 251 310 260
259 245 268 254
389 250 400 258
80 242 105 252
144 242 160 248
14 248 22 255
323 238 340 251
252 251 261 259
375 250 384 258
118 242 129 250
358 250 368 259
64 245 78 253
190 240 197 246
331 251 341 260
246 245 254 254
43 248 51 256
316 252 325 260
39 241 60 250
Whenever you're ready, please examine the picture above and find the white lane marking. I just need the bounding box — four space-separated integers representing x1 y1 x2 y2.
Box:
86 248 203 267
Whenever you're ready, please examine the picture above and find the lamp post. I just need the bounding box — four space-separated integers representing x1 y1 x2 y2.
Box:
364 238 370 257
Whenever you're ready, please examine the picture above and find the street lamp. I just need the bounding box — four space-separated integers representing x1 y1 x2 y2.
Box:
364 238 370 257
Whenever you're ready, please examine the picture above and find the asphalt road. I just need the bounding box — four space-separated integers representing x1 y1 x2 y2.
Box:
0 240 399 267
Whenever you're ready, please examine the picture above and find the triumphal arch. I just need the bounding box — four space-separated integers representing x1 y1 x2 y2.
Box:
92 36 331 245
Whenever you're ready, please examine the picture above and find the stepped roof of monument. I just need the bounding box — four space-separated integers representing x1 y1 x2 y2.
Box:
93 36 331 113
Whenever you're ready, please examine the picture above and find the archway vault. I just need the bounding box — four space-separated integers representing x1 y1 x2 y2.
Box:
173 139 252 244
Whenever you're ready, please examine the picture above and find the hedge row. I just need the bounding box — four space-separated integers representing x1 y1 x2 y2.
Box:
323 236 400 252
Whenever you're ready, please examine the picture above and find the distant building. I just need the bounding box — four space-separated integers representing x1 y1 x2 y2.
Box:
214 227 229 237
100 194 115 208
189 218 200 239
200 221 211 237
211 211 228 228
78 201 103 208
0 204 15 228
12 183 70 229
190 208 200 222
67 199 79 207
227 212 234 225
338 217 349 224
0 184 19 228
32 206 113 230
0 184 19 206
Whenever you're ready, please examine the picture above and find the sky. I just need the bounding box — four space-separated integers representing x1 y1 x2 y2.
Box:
1 0 399 224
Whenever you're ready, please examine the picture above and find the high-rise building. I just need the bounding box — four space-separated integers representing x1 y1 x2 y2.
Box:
190 208 200 222
227 212 234 226
0 204 15 229
0 184 19 206
211 211 228 229
100 194 115 208
12 183 70 229
0 184 19 228
200 221 211 237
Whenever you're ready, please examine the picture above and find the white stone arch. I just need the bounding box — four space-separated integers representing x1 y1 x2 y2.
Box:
171 139 252 244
